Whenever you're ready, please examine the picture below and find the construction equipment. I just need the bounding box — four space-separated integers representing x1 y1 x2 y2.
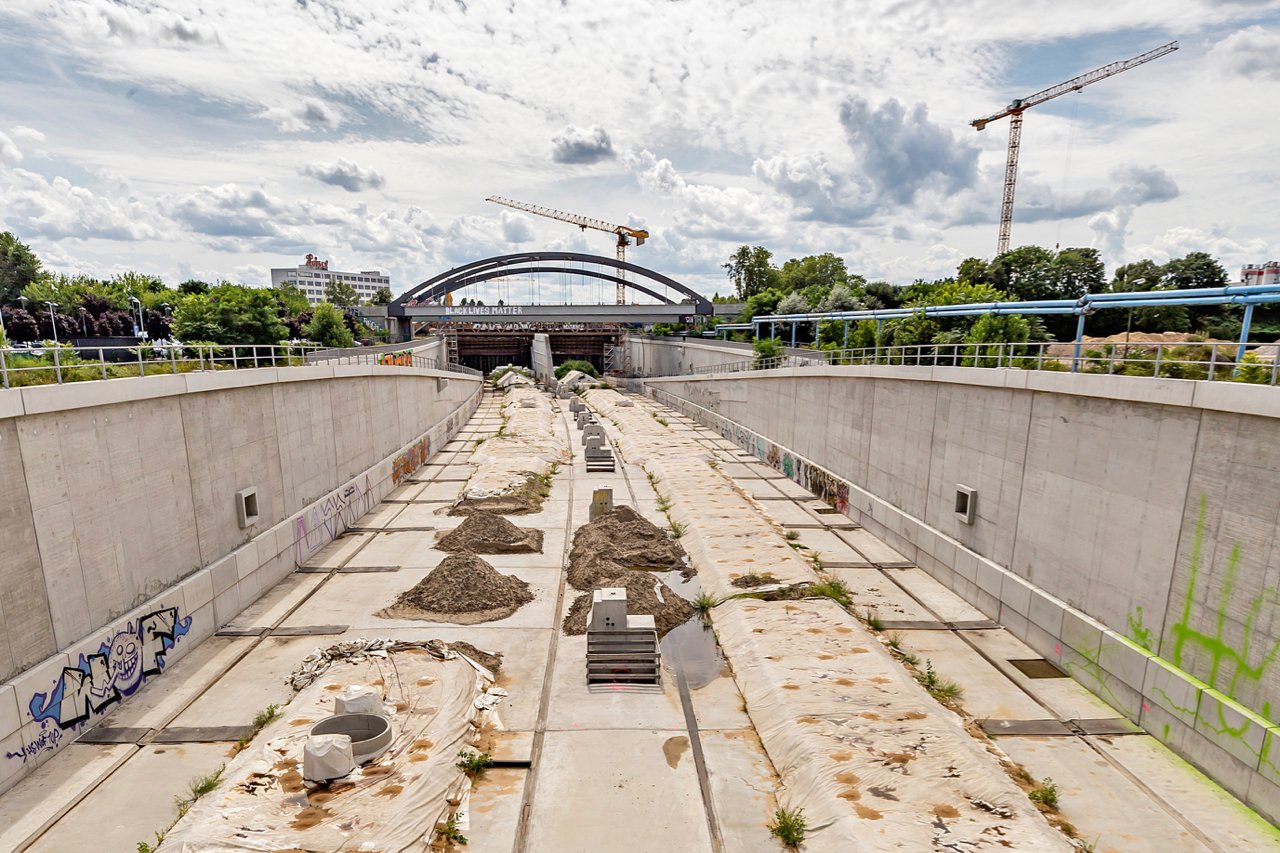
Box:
485 196 648 305
972 41 1178 256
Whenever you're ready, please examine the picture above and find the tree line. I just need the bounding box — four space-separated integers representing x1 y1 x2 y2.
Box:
0 232 392 349
720 244 1259 349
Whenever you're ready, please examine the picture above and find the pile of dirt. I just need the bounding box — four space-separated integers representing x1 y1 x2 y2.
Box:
562 570 694 637
378 554 534 624
731 572 779 588
450 474 545 516
568 506 685 578
436 511 543 554
446 641 504 673
566 554 632 590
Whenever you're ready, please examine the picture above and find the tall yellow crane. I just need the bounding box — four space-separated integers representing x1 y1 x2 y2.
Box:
972 40 1178 256
485 196 649 305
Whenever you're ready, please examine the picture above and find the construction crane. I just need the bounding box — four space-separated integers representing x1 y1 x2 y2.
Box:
485 196 648 305
972 40 1178 256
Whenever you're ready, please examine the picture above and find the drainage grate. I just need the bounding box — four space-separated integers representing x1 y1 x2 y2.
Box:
1009 658 1069 679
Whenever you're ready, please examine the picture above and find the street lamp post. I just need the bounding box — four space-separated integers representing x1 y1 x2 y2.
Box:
129 296 143 337
79 308 89 336
45 302 59 345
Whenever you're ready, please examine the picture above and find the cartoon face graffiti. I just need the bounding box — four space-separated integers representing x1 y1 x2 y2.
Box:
108 630 143 695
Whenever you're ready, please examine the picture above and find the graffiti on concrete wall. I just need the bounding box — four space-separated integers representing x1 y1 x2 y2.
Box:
379 350 415 366
293 474 377 563
6 607 192 763
392 437 430 485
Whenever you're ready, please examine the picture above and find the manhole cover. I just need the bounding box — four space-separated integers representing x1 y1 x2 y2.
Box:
1009 659 1068 679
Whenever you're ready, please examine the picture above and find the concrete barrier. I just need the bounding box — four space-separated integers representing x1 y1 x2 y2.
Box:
0 364 481 792
639 360 1280 823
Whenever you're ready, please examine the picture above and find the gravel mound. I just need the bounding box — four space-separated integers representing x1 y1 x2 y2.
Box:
562 570 694 637
378 554 534 625
569 506 685 571
436 511 543 554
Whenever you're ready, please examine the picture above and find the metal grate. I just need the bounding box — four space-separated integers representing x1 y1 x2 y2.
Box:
1009 658 1069 679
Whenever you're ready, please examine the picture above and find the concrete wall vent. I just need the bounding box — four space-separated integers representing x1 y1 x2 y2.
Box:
236 487 259 528
954 485 976 525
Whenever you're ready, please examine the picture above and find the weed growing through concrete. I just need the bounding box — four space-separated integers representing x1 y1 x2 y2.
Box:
437 811 468 846
252 704 281 729
651 411 669 427
669 520 687 538
918 659 965 703
768 806 807 848
1028 777 1059 809
809 579 850 607
456 749 494 777
172 764 225 823
785 530 800 541
693 592 718 614
863 608 885 632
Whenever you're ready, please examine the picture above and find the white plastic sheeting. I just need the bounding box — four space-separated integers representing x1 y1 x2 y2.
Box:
464 386 566 498
158 640 505 853
584 389 1072 852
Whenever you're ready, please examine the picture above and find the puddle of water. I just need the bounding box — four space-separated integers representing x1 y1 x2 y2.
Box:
656 570 727 690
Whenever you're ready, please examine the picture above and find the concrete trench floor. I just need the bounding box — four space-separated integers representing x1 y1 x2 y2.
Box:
1 386 1276 852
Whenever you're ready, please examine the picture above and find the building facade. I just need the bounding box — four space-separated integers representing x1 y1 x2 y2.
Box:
270 254 390 305
1241 261 1280 286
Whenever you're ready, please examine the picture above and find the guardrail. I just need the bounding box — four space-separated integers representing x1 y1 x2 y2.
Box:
0 343 482 388
683 340 1280 385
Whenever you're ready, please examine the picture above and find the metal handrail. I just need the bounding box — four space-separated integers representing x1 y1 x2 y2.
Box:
679 340 1280 385
0 343 483 389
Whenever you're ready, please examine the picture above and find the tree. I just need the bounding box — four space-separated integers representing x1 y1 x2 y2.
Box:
1111 259 1163 292
817 283 860 312
1050 248 1106 299
736 288 783 322
273 282 310 317
1162 252 1227 290
986 246 1055 301
862 281 901 310
776 292 810 315
779 253 848 304
1 306 39 342
326 278 359 307
303 303 355 348
371 286 393 305
723 246 779 300
0 232 44 305
179 279 210 295
171 294 223 342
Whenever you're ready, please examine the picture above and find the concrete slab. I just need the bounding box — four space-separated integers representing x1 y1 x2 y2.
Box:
221 572 327 631
997 735 1213 853
790 527 866 565
465 767 526 853
350 501 405 529
545 635 687 732
836 528 912 566
382 502 448 529
1088 733 1280 851
26 742 231 853
524 729 712 853
770 478 816 499
419 480 466 501
700 729 779 852
298 531 373 569
0 743 134 853
95 637 256 729
893 630 1047 720
888 567 987 622
343 530 450 569
166 637 317 728
825 567 936 620
964 630 1121 721
757 499 827 528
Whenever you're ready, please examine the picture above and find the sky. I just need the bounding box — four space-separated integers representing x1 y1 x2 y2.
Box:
1 0 1279 304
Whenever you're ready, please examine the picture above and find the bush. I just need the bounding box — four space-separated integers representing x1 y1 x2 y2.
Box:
1234 352 1272 384
554 359 598 379
753 337 783 368
768 806 806 847
303 303 355 349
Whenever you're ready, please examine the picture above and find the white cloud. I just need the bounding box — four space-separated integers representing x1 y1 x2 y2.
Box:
1131 226 1271 269
550 125 616 164
11 126 45 143
500 210 535 243
1209 25 1280 81
0 133 21 164
300 158 386 192
0 167 159 240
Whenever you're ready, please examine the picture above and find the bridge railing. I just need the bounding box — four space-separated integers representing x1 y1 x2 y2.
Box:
0 342 481 389
681 340 1280 385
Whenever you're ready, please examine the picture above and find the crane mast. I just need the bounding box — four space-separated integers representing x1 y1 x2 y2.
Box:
485 196 649 305
972 40 1178 256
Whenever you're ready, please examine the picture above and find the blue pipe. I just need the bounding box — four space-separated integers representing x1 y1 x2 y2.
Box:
1237 303 1255 366
1071 314 1087 373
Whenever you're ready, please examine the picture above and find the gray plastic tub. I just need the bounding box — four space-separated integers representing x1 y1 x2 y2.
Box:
309 713 392 764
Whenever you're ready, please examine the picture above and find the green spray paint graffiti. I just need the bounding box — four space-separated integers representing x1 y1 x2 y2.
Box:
1127 607 1155 653
1168 496 1280 727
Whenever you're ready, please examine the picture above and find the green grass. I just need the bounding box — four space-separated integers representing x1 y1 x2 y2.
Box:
768 806 807 848
692 592 718 614
1028 777 1059 809
784 530 800 541
136 831 165 853
918 659 965 703
651 411 669 427
173 764 225 818
809 578 850 607
863 608 884 632
456 749 494 777
252 704 280 729
669 520 687 538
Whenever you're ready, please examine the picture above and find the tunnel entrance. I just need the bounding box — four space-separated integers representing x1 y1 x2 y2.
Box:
439 325 620 375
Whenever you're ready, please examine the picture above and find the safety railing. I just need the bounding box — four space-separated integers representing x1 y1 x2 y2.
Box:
0 343 482 389
683 340 1280 385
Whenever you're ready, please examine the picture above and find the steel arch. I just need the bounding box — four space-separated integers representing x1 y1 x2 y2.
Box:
390 252 711 314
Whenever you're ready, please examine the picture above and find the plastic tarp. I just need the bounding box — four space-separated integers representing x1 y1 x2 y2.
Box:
584 389 1072 852
159 639 505 853
464 386 566 499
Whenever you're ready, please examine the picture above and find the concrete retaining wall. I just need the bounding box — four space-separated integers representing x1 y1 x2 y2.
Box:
635 349 1280 823
531 334 553 384
0 365 481 792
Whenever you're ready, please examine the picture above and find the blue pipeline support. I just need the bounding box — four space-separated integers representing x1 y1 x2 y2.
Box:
790 322 797 348
1237 303 1255 365
843 320 849 348
1071 314 1087 373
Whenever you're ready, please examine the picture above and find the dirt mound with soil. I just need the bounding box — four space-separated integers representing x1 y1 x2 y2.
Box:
562 569 694 637
566 554 633 590
568 506 685 577
450 475 545 516
446 641 504 673
378 554 534 624
436 511 543 554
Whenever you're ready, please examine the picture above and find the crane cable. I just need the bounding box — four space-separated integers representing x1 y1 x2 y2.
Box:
1054 94 1080 251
